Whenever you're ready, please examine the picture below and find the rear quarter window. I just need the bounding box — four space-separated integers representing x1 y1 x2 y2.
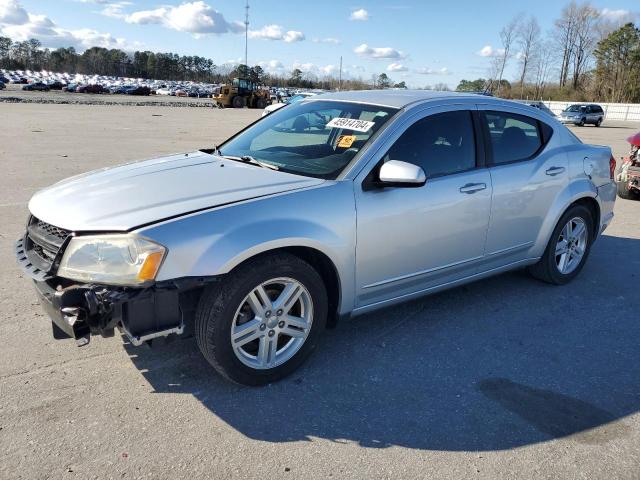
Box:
482 111 554 165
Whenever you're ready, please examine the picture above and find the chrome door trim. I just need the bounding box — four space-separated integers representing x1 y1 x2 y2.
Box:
353 257 540 316
485 241 534 257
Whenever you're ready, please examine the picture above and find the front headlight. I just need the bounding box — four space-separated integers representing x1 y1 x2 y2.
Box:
57 235 166 286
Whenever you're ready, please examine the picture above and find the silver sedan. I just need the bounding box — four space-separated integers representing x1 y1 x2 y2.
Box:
17 90 616 385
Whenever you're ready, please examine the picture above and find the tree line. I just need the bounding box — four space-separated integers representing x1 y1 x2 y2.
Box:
0 36 373 90
455 2 640 103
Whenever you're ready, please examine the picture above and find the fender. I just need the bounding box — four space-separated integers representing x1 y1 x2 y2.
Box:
138 181 357 314
531 177 597 258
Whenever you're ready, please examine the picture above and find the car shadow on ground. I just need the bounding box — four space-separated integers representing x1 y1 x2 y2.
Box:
124 234 639 451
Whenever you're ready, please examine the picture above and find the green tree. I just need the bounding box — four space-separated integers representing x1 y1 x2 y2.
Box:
456 79 488 92
377 72 391 89
249 65 264 84
289 68 303 87
593 23 640 103
0 36 11 63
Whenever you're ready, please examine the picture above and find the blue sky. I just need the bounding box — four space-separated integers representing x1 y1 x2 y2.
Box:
1 0 638 87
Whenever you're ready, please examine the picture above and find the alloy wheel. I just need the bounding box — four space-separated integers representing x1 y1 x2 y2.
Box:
555 217 588 275
230 277 313 369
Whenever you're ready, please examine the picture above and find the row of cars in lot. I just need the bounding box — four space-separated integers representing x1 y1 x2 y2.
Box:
1 69 317 101
0 69 216 97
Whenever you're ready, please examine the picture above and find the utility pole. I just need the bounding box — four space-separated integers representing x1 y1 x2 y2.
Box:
339 56 342 91
244 0 249 70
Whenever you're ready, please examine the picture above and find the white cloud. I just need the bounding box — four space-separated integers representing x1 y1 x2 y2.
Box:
0 0 29 25
320 64 338 75
256 59 285 74
125 1 244 35
416 67 451 75
292 61 316 73
477 45 505 58
98 1 132 19
312 37 340 44
600 8 633 21
0 0 139 50
354 43 405 59
387 62 408 72
248 24 305 42
350 8 369 21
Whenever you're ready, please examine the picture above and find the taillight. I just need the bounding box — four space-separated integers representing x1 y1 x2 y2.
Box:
610 155 616 180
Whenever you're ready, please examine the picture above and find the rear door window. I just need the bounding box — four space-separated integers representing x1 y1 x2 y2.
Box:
482 111 547 165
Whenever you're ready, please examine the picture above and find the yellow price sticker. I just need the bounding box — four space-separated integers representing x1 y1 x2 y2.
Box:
337 135 356 148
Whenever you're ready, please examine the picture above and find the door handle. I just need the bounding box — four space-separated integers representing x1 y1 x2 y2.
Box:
459 183 487 194
545 166 565 176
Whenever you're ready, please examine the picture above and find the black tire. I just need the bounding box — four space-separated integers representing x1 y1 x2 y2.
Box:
256 98 268 109
231 96 246 108
617 180 633 199
528 204 594 285
195 253 328 385
596 118 602 127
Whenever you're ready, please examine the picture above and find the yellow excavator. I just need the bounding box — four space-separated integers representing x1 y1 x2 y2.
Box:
212 78 270 109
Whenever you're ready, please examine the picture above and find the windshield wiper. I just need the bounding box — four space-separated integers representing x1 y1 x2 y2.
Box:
222 155 279 170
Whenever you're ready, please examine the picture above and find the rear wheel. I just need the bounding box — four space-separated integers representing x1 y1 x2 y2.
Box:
528 205 593 285
596 118 602 127
232 96 246 108
617 180 634 199
195 253 328 385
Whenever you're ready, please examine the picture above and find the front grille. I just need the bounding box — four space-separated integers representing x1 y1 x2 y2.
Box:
35 219 69 242
24 216 71 277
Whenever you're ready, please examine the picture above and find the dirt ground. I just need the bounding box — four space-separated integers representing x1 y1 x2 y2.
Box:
1 102 639 479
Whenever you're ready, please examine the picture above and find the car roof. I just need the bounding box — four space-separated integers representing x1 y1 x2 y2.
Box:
307 89 493 108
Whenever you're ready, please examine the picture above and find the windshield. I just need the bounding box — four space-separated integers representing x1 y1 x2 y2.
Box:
565 105 586 112
287 94 310 104
219 100 398 179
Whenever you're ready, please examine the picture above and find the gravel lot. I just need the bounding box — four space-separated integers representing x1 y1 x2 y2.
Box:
1 103 639 479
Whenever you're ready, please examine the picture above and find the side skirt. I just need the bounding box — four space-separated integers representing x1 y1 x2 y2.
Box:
350 257 540 318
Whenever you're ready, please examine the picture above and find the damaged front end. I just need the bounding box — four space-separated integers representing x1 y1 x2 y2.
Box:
16 216 205 347
32 278 185 347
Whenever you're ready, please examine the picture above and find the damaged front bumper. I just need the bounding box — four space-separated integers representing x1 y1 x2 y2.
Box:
33 278 186 347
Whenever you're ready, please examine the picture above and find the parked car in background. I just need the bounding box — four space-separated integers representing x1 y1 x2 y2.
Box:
76 84 105 94
16 90 616 385
513 100 556 117
262 91 318 117
47 81 64 90
560 104 604 127
125 86 151 96
22 82 50 92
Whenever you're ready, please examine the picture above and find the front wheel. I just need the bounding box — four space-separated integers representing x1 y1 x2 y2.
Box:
596 118 602 127
195 253 327 385
528 205 593 285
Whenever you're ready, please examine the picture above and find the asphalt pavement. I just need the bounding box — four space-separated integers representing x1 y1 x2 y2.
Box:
1 103 639 479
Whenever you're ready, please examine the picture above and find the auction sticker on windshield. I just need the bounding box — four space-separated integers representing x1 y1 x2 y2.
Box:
326 117 375 132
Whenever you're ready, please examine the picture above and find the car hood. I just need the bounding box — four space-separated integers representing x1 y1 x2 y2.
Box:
29 151 324 231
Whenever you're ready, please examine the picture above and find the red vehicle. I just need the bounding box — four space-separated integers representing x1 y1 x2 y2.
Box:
615 132 640 200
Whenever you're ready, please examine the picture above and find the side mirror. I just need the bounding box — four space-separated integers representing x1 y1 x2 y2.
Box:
378 160 426 187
